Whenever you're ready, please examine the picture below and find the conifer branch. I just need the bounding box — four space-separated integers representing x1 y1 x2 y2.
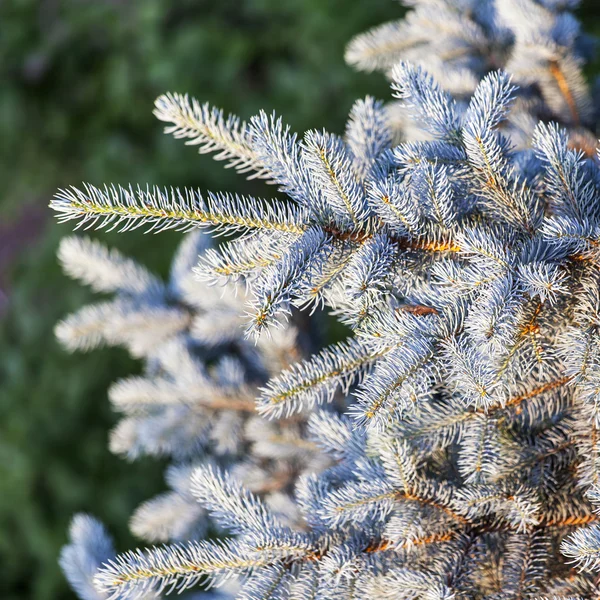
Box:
51 184 308 235
154 93 270 178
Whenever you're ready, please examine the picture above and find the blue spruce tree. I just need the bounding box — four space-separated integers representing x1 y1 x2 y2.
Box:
52 1 600 598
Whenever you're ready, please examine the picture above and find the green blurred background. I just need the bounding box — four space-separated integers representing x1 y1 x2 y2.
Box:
1 1 600 599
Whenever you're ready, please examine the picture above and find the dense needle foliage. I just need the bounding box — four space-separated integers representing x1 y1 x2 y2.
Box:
51 0 600 598
1 3 398 597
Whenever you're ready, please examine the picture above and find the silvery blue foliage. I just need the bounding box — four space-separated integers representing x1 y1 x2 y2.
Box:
52 1 600 599
60 515 117 600
346 0 596 150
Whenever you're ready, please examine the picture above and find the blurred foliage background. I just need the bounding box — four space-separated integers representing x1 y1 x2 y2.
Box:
1 1 600 599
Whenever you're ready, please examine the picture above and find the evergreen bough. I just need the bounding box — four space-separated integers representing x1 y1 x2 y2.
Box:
53 1 600 598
